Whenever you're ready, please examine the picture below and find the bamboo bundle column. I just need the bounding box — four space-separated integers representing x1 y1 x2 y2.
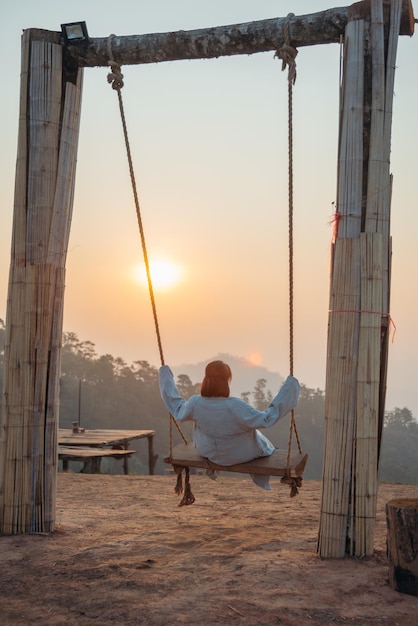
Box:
350 0 401 557
318 0 403 557
317 17 365 559
0 30 83 534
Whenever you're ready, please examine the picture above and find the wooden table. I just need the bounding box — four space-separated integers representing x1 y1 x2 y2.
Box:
58 429 157 475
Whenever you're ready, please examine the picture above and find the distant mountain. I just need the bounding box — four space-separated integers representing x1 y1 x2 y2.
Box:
172 353 284 399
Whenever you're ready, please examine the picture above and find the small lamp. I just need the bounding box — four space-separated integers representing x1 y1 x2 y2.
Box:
61 21 89 44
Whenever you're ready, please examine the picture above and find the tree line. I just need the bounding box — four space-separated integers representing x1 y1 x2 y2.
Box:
0 320 417 483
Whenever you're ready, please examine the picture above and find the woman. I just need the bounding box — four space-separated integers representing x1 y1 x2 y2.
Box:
159 359 300 490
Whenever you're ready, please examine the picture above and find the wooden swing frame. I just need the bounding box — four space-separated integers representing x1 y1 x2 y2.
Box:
1 0 412 545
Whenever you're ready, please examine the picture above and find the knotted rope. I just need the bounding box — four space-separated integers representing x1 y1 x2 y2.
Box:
275 14 298 85
173 465 196 506
275 16 303 498
106 35 194 505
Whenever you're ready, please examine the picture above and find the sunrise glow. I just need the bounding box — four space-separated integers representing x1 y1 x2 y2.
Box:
134 259 183 291
248 352 262 366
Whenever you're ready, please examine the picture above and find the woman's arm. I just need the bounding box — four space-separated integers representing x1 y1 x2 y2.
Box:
158 365 195 421
233 375 300 429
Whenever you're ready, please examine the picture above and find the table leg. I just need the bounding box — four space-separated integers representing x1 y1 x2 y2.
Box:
123 444 129 475
148 434 157 475
81 458 99 474
91 457 101 474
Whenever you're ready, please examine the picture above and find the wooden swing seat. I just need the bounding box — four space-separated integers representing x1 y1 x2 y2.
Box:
164 443 308 478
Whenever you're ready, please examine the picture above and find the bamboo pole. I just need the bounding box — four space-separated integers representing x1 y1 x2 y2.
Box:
44 74 83 527
353 232 385 556
318 17 365 559
319 0 403 558
351 0 401 557
365 1 388 235
0 33 31 508
319 238 361 557
384 1 403 166
347 0 387 558
335 19 364 239
0 31 83 534
48 75 83 265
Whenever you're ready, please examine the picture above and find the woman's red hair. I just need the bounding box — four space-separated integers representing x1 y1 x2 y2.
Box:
200 360 232 398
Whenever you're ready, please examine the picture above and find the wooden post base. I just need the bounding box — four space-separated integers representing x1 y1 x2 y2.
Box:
386 498 418 596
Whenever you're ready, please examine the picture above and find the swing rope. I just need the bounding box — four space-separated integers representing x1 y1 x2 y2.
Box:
276 17 303 497
106 46 164 367
107 48 194 506
106 40 191 472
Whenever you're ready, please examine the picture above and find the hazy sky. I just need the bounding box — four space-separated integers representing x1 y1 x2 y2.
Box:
1 1 418 414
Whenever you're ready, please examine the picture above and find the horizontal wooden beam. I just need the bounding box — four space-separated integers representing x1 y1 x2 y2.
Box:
68 8 349 68
51 0 413 69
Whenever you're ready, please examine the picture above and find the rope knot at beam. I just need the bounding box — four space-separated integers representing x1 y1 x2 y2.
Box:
275 44 298 84
275 13 298 85
107 34 124 90
107 60 124 90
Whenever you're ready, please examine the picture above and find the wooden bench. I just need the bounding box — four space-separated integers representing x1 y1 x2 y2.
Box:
58 446 135 474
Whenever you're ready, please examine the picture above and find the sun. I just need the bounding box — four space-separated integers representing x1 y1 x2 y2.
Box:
248 352 262 366
134 259 183 291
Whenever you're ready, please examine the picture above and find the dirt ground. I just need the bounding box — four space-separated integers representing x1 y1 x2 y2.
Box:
1 474 417 626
